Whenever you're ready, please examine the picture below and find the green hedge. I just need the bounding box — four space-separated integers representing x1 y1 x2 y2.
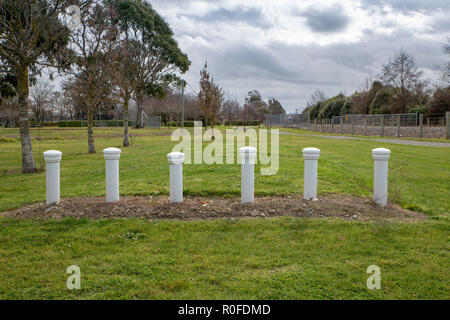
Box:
58 120 132 127
224 120 260 126
29 121 58 127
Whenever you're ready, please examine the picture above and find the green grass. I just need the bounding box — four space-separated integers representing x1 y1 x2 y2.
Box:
279 126 450 143
0 217 448 299
0 127 449 299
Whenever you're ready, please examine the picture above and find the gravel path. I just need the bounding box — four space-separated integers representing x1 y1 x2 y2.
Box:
280 131 450 148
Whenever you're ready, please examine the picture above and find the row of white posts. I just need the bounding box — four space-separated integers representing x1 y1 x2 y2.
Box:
43 146 391 207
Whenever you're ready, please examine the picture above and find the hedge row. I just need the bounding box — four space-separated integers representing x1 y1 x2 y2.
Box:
29 121 58 127
224 120 260 126
58 120 132 127
165 121 198 127
165 120 261 127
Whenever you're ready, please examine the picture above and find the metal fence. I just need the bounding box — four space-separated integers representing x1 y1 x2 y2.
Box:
144 114 161 128
266 112 450 139
264 113 310 127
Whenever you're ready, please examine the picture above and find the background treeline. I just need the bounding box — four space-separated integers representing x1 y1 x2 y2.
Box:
304 48 450 119
0 0 286 173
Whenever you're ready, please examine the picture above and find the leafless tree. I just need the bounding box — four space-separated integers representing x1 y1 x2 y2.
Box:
307 89 327 108
69 0 118 153
30 80 54 124
198 61 224 140
378 49 427 112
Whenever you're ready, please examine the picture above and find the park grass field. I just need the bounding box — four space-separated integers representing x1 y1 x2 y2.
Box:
0 126 449 299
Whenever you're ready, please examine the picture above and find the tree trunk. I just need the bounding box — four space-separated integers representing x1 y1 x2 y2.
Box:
123 96 130 147
17 65 36 173
211 118 215 141
87 108 96 153
135 90 144 129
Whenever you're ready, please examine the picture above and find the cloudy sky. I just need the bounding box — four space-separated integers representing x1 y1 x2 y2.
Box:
151 0 449 113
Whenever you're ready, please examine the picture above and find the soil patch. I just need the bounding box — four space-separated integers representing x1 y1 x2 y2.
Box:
2 195 426 222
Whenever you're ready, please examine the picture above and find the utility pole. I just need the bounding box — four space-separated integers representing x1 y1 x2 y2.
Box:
181 80 185 128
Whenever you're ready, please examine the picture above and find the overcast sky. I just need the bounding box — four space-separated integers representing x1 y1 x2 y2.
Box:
151 0 449 113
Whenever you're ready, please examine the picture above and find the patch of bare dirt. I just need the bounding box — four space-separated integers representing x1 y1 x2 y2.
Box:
2 195 426 222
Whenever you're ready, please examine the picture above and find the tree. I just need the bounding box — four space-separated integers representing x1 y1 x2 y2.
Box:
111 40 139 147
429 87 450 114
0 0 71 172
198 61 224 140
30 80 54 125
439 38 449 85
268 98 285 114
69 0 118 153
113 0 190 129
222 97 241 122
307 90 327 108
378 49 427 113
245 90 268 125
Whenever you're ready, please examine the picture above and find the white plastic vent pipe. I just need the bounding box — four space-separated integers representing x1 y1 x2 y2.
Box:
239 146 257 203
372 148 391 206
43 150 62 205
302 147 320 200
167 152 185 203
103 147 121 203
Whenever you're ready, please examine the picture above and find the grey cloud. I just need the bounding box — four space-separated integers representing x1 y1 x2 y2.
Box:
300 5 350 33
151 1 447 112
182 7 271 29
361 0 450 12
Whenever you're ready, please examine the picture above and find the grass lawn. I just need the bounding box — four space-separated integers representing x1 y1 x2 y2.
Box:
0 127 449 299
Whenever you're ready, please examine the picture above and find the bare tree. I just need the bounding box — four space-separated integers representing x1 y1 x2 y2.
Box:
222 97 241 122
198 61 224 140
307 90 327 108
440 38 450 85
69 1 118 153
111 41 139 147
30 80 54 124
378 49 427 112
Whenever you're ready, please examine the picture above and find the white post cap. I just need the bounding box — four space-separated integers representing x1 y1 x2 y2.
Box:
103 147 121 160
43 150 62 163
239 146 257 164
167 152 185 164
372 148 391 160
302 147 320 160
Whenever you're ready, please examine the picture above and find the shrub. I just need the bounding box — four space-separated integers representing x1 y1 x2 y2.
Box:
370 88 394 114
317 94 347 119
408 105 428 114
58 120 132 127
224 120 260 126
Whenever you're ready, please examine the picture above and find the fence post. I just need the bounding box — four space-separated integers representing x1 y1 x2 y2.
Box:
364 117 368 135
302 148 320 200
351 117 355 135
239 146 257 203
167 152 185 203
314 119 317 131
340 117 343 133
43 150 62 205
397 115 401 137
103 148 121 203
446 111 450 139
331 118 334 133
380 116 384 137
419 113 423 138
372 148 390 206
